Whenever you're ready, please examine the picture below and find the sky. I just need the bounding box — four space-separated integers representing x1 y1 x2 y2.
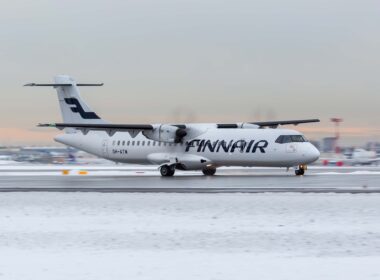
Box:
0 0 379 146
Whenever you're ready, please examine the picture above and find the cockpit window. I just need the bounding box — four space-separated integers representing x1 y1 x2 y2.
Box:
275 135 307 144
291 135 307 142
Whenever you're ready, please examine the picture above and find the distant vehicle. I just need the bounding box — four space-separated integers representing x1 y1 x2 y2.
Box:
0 155 12 161
15 146 75 164
321 148 379 166
351 148 380 165
26 75 320 176
0 155 18 165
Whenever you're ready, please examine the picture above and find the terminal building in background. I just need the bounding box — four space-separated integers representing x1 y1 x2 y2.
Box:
322 137 336 153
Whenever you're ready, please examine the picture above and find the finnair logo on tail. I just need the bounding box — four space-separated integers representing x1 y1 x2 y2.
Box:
64 98 100 119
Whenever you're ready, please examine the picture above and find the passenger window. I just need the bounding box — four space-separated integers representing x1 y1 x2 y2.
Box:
137 141 140 146
132 141 135 146
117 141 120 146
142 141 145 146
127 141 130 146
122 141 125 146
147 141 150 146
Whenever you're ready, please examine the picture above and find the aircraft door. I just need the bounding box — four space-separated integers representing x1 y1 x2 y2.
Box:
286 143 297 153
102 139 108 158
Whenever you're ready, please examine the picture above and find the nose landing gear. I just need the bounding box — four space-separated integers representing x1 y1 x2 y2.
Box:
295 165 307 176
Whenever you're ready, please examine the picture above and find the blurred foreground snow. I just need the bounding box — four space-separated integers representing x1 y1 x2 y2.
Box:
0 193 379 280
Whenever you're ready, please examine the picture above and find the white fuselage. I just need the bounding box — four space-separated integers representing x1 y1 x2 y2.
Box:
55 126 320 170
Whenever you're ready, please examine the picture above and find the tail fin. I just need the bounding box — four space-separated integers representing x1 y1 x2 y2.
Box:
54 75 106 125
25 75 106 131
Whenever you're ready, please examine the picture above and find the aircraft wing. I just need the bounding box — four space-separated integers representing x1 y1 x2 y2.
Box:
217 119 320 128
252 119 320 127
39 118 319 132
39 123 154 130
38 123 154 137
39 118 320 141
38 123 189 142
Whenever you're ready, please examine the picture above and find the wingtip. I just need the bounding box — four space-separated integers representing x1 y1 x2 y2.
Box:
37 123 56 127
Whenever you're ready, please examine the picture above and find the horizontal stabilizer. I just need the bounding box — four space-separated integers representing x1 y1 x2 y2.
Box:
24 83 104 87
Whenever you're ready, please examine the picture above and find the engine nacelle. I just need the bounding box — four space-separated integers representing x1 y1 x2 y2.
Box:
143 125 187 143
238 123 259 129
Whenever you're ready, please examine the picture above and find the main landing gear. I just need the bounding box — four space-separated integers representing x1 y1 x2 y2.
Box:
160 165 217 177
202 166 217 176
295 165 307 176
160 165 176 177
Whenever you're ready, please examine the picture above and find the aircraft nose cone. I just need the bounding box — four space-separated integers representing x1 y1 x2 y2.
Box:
307 145 320 163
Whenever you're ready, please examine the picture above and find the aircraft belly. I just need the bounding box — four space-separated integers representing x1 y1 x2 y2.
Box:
55 133 104 158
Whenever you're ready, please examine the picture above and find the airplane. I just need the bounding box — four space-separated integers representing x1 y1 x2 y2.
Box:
320 148 380 166
25 75 320 176
351 148 380 165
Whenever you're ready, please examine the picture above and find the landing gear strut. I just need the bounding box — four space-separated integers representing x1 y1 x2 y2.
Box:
202 166 217 176
160 165 175 177
295 165 306 176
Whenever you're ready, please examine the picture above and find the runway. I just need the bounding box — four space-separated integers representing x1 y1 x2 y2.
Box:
0 166 379 193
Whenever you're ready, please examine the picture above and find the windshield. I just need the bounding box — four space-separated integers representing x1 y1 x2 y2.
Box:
275 135 308 144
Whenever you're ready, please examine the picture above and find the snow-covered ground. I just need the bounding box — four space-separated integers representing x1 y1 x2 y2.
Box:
0 193 380 279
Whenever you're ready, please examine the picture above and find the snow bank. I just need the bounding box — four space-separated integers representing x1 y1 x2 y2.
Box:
0 193 379 279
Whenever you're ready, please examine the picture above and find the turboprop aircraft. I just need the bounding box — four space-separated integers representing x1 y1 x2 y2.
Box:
351 148 379 165
25 75 320 176
321 148 380 166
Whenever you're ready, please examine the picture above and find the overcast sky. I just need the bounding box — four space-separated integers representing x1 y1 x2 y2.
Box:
0 0 379 145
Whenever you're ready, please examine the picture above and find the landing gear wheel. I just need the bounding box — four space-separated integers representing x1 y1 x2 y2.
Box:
160 165 175 177
295 168 305 176
202 167 217 176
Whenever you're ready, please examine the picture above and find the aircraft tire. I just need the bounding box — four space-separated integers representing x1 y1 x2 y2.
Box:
202 167 217 176
295 168 305 176
160 165 175 177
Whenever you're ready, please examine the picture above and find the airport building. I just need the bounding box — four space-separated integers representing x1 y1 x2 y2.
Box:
322 137 336 153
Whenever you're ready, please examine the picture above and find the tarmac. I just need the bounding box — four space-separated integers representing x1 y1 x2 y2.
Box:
0 166 379 193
